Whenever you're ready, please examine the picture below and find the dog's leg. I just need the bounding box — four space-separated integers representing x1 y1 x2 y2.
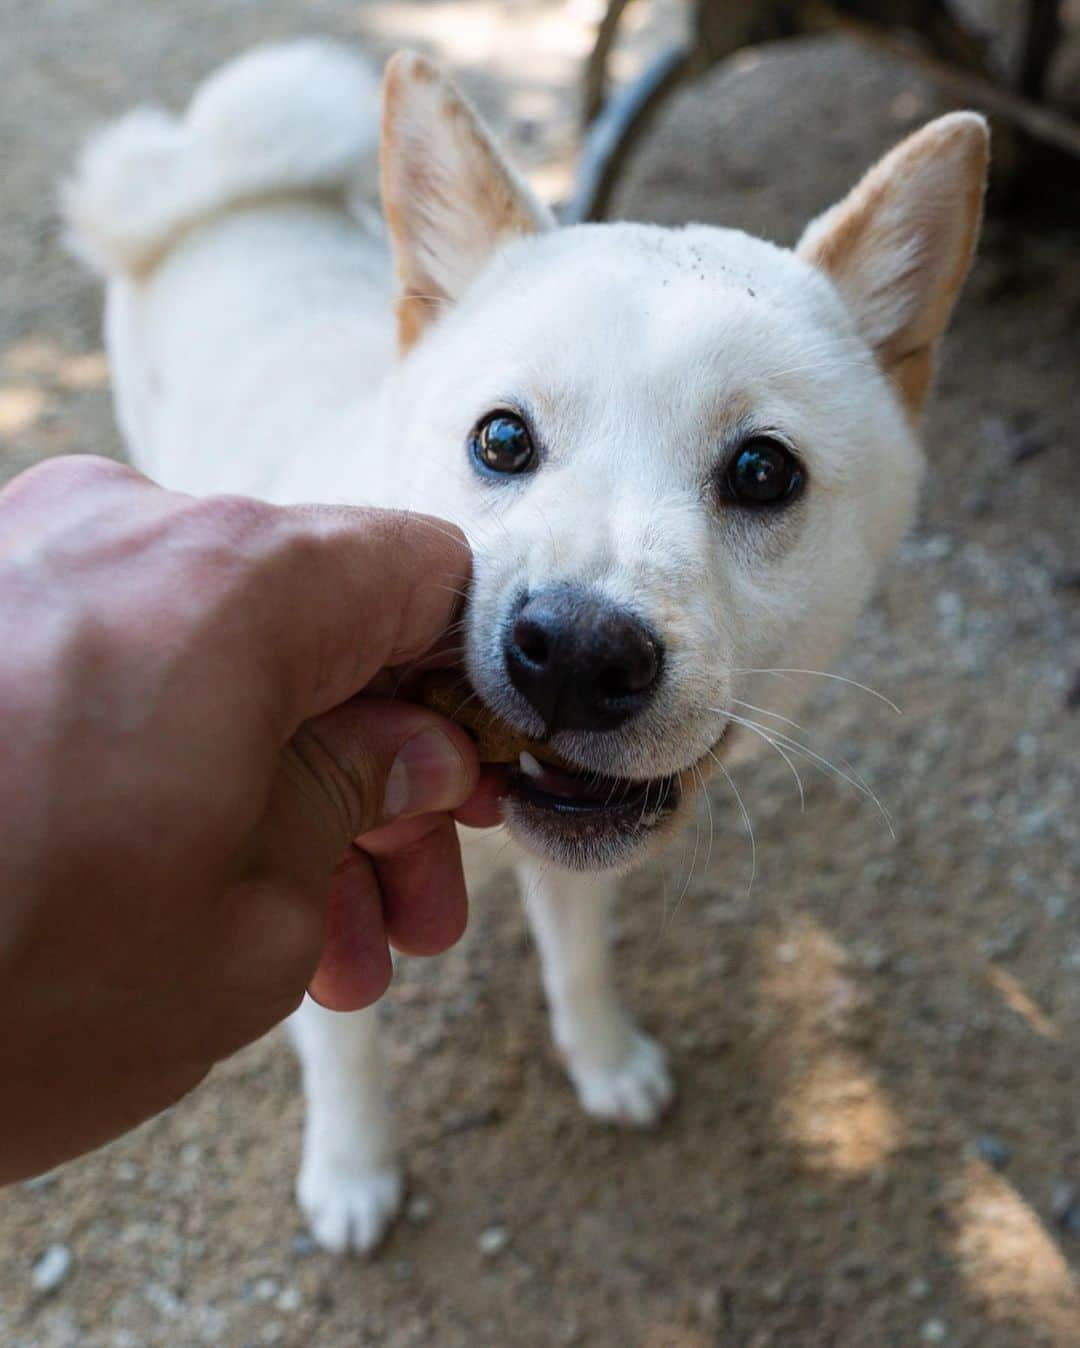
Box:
518 861 673 1127
289 998 402 1254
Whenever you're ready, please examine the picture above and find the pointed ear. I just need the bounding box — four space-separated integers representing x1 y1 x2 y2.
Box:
797 112 988 420
380 51 554 350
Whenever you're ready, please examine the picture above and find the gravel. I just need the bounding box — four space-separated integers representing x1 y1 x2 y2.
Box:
30 1245 73 1296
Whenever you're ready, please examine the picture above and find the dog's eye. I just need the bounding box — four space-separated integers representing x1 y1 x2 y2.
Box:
724 437 804 506
470 412 537 476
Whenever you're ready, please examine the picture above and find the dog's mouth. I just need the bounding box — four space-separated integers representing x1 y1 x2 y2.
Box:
411 667 711 869
508 749 680 818
501 748 684 871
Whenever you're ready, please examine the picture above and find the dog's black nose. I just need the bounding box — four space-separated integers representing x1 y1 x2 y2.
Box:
504 585 662 733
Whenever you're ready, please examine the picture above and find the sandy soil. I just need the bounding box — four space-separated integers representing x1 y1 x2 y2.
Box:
1 5 1079 1347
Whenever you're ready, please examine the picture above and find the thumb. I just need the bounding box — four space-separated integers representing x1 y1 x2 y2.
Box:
260 696 481 886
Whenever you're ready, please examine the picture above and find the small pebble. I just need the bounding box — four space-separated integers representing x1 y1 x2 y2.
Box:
975 1134 1012 1170
704 900 739 925
1052 1181 1080 1234
963 490 993 519
144 1282 183 1319
837 1253 873 1278
21 1171 57 1194
253 1276 278 1302
980 919 1028 958
477 1225 510 1256
32 1244 73 1294
907 1276 931 1301
921 534 954 561
921 1318 948 1343
763 1274 788 1303
406 1194 435 1224
697 1288 721 1322
889 90 925 122
1010 431 1050 463
275 1287 302 1313
857 943 890 973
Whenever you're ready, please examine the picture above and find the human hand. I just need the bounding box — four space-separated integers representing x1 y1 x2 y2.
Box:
0 455 501 1181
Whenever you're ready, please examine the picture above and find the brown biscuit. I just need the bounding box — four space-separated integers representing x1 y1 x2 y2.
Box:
414 670 574 771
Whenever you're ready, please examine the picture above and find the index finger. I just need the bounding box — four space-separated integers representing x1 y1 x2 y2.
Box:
258 504 471 731
0 458 471 736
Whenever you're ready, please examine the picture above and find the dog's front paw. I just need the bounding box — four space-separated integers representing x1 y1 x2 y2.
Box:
297 1160 404 1255
565 1025 675 1128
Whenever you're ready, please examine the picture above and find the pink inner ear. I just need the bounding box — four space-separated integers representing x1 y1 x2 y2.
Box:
796 114 988 420
380 51 553 352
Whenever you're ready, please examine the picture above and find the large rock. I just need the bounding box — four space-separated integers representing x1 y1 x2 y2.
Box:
609 35 946 241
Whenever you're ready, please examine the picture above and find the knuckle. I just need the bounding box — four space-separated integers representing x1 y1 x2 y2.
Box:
163 495 284 607
37 453 133 487
1 453 137 506
273 521 328 584
178 492 276 553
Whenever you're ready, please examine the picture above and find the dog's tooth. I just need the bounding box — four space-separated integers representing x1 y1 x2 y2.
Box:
519 750 544 779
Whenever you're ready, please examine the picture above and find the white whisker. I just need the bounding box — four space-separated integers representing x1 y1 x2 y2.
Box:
723 713 805 811
698 762 716 875
729 697 804 733
725 711 895 839
707 750 756 897
666 784 702 933
665 764 712 929
432 582 472 602
731 667 903 716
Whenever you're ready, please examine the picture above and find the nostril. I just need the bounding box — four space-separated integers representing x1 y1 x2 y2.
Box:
511 617 550 667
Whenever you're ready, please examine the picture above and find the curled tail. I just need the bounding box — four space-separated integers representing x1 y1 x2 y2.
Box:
64 40 380 277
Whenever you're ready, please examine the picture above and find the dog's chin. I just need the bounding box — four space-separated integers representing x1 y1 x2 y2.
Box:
499 754 691 873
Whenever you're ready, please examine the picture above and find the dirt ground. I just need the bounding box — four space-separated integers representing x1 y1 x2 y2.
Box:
2 4 1079 1347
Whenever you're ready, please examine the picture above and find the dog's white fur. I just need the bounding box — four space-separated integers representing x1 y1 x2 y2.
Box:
67 40 987 1253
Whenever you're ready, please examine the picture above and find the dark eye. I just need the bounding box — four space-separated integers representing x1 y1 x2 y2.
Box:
724 437 804 506
469 412 537 476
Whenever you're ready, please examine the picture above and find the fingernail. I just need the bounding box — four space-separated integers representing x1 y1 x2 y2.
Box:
384 729 470 819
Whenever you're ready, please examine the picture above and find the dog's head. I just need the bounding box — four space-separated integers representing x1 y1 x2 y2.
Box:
378 53 987 871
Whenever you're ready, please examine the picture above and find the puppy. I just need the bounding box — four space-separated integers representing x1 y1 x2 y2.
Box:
66 40 987 1253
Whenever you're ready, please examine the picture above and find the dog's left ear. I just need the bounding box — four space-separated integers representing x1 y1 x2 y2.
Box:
797 112 988 420
381 51 554 350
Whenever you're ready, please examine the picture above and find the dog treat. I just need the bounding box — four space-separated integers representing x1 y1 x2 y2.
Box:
415 670 574 770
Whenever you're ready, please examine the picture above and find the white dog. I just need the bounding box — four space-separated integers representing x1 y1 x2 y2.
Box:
66 40 987 1253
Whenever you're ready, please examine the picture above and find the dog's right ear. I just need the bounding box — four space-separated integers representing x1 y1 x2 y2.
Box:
381 51 554 350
